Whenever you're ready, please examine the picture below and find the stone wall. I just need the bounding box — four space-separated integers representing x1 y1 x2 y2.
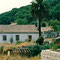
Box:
41 50 60 60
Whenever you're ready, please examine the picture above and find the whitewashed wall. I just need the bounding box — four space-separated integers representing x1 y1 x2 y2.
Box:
0 33 39 43
41 50 60 60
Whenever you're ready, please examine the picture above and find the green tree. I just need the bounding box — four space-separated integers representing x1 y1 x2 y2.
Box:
16 18 28 25
30 0 48 37
53 2 60 20
49 0 60 20
49 20 60 31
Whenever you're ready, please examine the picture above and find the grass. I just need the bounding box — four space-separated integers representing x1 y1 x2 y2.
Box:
0 55 40 60
56 50 60 52
0 41 36 51
0 42 41 60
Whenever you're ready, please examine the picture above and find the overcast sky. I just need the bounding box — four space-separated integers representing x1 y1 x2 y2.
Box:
0 0 32 13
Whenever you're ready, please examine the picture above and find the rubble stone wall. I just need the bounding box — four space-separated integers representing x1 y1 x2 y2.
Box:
41 50 60 60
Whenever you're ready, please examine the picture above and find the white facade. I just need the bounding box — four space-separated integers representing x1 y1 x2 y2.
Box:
0 33 39 43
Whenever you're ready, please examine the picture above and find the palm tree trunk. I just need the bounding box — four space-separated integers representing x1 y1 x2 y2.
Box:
39 17 41 37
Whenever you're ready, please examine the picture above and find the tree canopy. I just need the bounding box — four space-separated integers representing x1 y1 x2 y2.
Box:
0 0 60 32
0 5 35 25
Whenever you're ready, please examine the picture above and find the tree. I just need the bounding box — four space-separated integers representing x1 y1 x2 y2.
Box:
53 2 60 21
36 36 44 45
49 0 60 20
30 0 48 37
16 18 28 25
49 20 60 31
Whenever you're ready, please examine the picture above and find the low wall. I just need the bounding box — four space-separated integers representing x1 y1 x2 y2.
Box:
41 50 60 60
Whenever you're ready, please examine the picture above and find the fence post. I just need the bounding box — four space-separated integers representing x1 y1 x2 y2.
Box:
7 51 10 56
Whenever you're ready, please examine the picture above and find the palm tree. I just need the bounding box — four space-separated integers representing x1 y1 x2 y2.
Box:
30 0 48 37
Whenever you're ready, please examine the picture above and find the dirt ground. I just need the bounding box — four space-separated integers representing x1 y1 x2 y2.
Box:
0 55 40 60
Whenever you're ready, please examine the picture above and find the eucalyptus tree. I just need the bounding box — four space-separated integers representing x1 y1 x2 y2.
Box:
30 0 49 37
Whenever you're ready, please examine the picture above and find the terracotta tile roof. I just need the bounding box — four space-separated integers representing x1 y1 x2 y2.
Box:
10 23 17 25
41 27 53 32
0 25 39 33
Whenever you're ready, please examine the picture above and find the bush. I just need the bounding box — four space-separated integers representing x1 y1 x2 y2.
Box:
25 39 31 42
0 46 4 53
16 41 21 44
19 45 41 57
29 45 51 56
0 46 4 51
53 44 60 50
10 38 13 44
54 38 60 44
29 45 41 56
20 44 50 57
48 43 54 49
36 36 44 45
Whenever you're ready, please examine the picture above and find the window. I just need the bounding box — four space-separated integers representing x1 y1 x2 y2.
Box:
3 35 7 41
16 35 19 41
28 35 32 40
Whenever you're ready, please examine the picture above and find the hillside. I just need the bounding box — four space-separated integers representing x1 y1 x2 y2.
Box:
0 5 36 25
0 0 60 32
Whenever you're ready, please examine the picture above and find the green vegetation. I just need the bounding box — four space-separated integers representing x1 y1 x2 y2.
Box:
30 0 48 36
0 46 4 50
0 46 4 54
49 20 60 31
53 38 60 44
10 38 13 44
16 41 21 44
41 21 46 27
20 45 50 57
23 43 56 56
36 36 44 45
52 44 60 50
0 0 60 32
0 5 35 25
56 25 60 32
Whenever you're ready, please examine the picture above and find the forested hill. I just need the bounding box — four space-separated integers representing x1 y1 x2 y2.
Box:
0 0 60 25
0 5 36 25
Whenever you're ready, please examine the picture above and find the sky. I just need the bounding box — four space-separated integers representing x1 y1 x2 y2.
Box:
0 0 32 13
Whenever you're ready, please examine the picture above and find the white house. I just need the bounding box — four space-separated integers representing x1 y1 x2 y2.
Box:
0 24 54 43
0 25 39 43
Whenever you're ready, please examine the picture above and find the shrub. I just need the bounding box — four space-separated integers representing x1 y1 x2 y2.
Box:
10 38 13 44
25 39 31 42
16 41 21 44
0 46 4 50
40 44 50 51
36 36 44 45
29 45 51 56
54 38 60 44
29 45 41 56
20 45 50 57
48 43 54 49
53 44 60 50
19 45 41 57
0 46 4 53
